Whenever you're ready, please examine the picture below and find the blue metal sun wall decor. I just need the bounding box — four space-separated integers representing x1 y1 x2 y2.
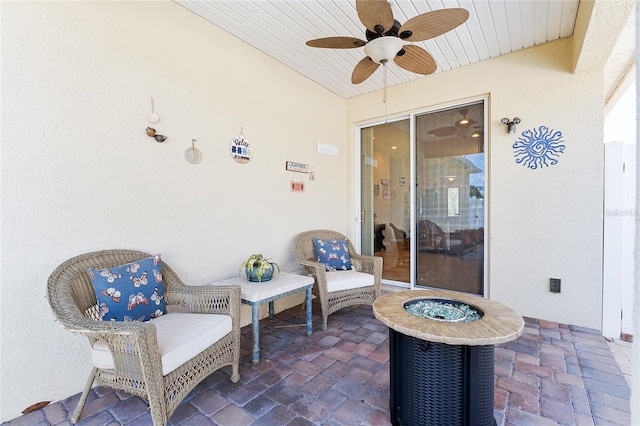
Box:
513 125 566 169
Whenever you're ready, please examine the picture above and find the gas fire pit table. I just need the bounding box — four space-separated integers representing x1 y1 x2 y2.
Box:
373 290 524 426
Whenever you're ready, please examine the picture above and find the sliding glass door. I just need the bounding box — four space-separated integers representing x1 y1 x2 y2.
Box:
360 119 411 284
415 102 485 295
359 100 486 295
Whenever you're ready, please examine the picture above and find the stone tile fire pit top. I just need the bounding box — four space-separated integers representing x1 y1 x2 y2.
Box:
373 290 524 346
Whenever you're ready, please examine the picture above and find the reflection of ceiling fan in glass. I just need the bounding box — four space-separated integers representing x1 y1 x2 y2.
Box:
428 109 483 139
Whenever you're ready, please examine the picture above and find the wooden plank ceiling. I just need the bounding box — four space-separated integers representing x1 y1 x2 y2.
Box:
176 0 633 103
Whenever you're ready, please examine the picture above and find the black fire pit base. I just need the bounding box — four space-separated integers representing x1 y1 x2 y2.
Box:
389 328 496 426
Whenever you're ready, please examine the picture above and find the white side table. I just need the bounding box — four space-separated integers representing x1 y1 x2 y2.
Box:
214 272 314 364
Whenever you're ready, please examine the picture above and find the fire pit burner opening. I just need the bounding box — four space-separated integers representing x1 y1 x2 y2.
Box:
404 298 484 323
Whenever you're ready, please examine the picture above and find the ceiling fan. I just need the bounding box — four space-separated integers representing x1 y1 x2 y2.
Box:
428 109 483 138
305 0 469 84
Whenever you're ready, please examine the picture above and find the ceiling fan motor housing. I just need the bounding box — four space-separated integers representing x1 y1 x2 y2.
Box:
366 20 401 41
364 36 406 64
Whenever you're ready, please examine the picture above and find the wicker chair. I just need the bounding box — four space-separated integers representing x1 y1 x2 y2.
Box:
293 230 382 330
47 249 241 425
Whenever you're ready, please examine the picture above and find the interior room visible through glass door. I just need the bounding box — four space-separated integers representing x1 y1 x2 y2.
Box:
360 119 411 284
415 101 485 295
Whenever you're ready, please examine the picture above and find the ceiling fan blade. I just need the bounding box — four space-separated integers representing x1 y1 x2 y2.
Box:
356 0 394 34
306 37 367 49
394 45 436 75
428 126 457 137
352 57 380 84
398 8 469 42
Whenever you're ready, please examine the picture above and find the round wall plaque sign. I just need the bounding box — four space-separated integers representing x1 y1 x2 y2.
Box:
230 136 253 164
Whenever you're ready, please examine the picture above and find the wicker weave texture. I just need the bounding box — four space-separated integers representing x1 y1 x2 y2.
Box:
293 230 382 330
46 249 241 425
393 332 495 425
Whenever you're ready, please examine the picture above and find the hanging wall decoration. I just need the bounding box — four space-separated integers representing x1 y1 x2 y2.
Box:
146 97 160 123
144 98 167 142
146 127 167 143
291 173 305 192
285 161 310 173
184 139 202 164
513 125 566 169
285 161 312 192
230 128 253 164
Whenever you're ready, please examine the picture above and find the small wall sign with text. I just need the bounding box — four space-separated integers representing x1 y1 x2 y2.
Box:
317 143 338 156
230 136 253 164
285 161 309 173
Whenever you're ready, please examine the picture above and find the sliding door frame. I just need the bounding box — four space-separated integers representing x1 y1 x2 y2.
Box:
354 96 489 295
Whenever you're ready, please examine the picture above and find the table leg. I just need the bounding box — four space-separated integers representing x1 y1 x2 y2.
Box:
251 303 260 364
305 286 312 335
269 301 275 322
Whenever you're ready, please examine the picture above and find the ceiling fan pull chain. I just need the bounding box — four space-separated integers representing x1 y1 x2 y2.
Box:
383 63 388 124
383 62 387 104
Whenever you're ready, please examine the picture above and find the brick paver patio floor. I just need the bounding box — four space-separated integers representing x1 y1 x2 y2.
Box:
4 300 631 425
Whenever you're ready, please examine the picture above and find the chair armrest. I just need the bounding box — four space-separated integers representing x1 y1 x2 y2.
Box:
166 284 241 317
59 315 153 336
62 319 165 385
349 254 382 297
350 254 382 275
56 318 159 361
297 259 327 281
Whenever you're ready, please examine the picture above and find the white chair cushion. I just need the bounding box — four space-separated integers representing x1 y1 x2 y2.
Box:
91 312 232 376
326 270 374 293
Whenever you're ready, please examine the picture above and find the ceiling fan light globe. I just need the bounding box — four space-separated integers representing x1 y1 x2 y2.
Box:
455 117 471 127
364 36 406 64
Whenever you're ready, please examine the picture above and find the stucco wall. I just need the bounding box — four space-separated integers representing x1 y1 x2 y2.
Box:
347 38 605 331
0 0 619 421
0 1 347 421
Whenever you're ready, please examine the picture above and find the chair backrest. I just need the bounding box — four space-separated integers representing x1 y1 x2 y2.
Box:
419 220 445 239
47 249 184 325
293 230 359 263
389 223 406 240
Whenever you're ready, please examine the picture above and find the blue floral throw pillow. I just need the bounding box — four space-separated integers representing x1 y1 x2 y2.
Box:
89 254 166 322
313 238 352 271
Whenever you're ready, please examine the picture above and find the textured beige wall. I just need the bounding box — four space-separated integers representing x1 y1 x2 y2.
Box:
572 0 635 73
0 1 347 421
347 38 605 330
0 0 628 422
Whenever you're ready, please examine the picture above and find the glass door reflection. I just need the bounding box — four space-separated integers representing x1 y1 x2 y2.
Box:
360 120 411 284
415 102 485 295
